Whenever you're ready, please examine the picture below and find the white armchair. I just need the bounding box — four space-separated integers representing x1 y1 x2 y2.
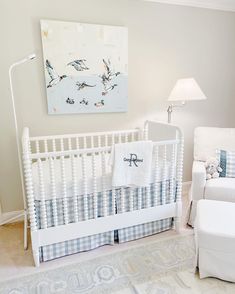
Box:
188 127 235 226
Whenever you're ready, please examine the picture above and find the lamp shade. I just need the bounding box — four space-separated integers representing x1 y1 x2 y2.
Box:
168 78 207 102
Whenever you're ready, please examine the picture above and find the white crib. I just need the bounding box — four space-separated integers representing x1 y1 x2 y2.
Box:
22 121 183 266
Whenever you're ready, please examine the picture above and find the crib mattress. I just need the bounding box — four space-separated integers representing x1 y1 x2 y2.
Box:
32 153 173 201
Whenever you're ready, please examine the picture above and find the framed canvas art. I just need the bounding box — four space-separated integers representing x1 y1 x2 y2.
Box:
40 20 128 114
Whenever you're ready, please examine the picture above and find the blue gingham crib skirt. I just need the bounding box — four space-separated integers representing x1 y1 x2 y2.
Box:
116 181 174 243
35 182 174 262
35 192 115 262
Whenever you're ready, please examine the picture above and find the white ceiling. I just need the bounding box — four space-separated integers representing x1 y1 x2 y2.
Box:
145 0 235 12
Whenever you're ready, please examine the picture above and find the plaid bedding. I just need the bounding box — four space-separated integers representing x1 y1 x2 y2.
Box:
217 149 235 178
35 181 175 262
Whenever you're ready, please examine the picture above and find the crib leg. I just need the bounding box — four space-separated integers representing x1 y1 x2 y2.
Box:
23 210 28 250
33 249 40 267
174 217 181 233
175 201 182 233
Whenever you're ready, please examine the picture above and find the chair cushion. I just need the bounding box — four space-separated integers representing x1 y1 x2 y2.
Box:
204 178 235 202
194 127 235 161
197 200 235 252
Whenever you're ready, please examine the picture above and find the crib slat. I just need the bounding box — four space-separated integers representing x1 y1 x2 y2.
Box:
118 133 122 143
176 137 184 203
61 156 69 225
131 132 135 142
82 154 88 220
72 154 79 222
170 144 176 203
129 188 134 211
28 140 32 154
92 152 98 219
154 146 159 206
121 187 125 213
23 152 37 231
91 136 94 148
60 139 64 151
137 187 142 210
49 158 58 226
146 184 151 208
35 140 40 153
111 188 115 215
76 137 80 149
98 136 101 148
144 126 148 140
125 133 128 143
161 145 167 205
52 139 56 152
111 135 115 215
44 140 48 153
101 151 107 217
105 134 108 147
110 134 115 215
38 159 47 229
68 138 72 150
83 137 87 149
111 134 115 145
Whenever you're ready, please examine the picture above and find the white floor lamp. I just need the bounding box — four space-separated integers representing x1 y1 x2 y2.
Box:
4 53 36 250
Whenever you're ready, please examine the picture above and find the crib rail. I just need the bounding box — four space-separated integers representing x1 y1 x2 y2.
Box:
26 128 141 154
28 139 179 160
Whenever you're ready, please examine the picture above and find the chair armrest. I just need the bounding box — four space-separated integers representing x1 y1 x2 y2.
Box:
191 161 206 201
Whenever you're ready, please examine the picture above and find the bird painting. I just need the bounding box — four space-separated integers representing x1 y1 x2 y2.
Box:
103 59 112 76
80 98 89 105
102 84 118 96
40 20 127 114
46 60 67 88
94 100 104 107
100 59 120 95
67 59 89 71
100 73 111 87
66 98 75 104
102 59 120 80
76 82 96 91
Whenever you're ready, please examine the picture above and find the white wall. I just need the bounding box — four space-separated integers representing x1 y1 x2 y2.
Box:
1 0 235 212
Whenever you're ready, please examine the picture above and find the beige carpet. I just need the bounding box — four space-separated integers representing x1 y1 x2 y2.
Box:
0 234 234 294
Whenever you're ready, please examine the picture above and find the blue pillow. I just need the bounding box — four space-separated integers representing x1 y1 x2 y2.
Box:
216 149 235 178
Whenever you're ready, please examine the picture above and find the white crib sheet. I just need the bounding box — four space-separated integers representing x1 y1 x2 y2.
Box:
32 153 173 201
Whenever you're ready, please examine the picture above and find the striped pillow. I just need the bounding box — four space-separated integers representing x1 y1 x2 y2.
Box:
216 149 235 178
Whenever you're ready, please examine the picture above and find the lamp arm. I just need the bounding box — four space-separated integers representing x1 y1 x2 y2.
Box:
167 101 186 123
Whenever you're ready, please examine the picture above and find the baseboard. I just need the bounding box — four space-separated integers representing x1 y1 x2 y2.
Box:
0 210 25 226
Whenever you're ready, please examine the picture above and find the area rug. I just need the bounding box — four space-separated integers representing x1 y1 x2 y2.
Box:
0 234 234 293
